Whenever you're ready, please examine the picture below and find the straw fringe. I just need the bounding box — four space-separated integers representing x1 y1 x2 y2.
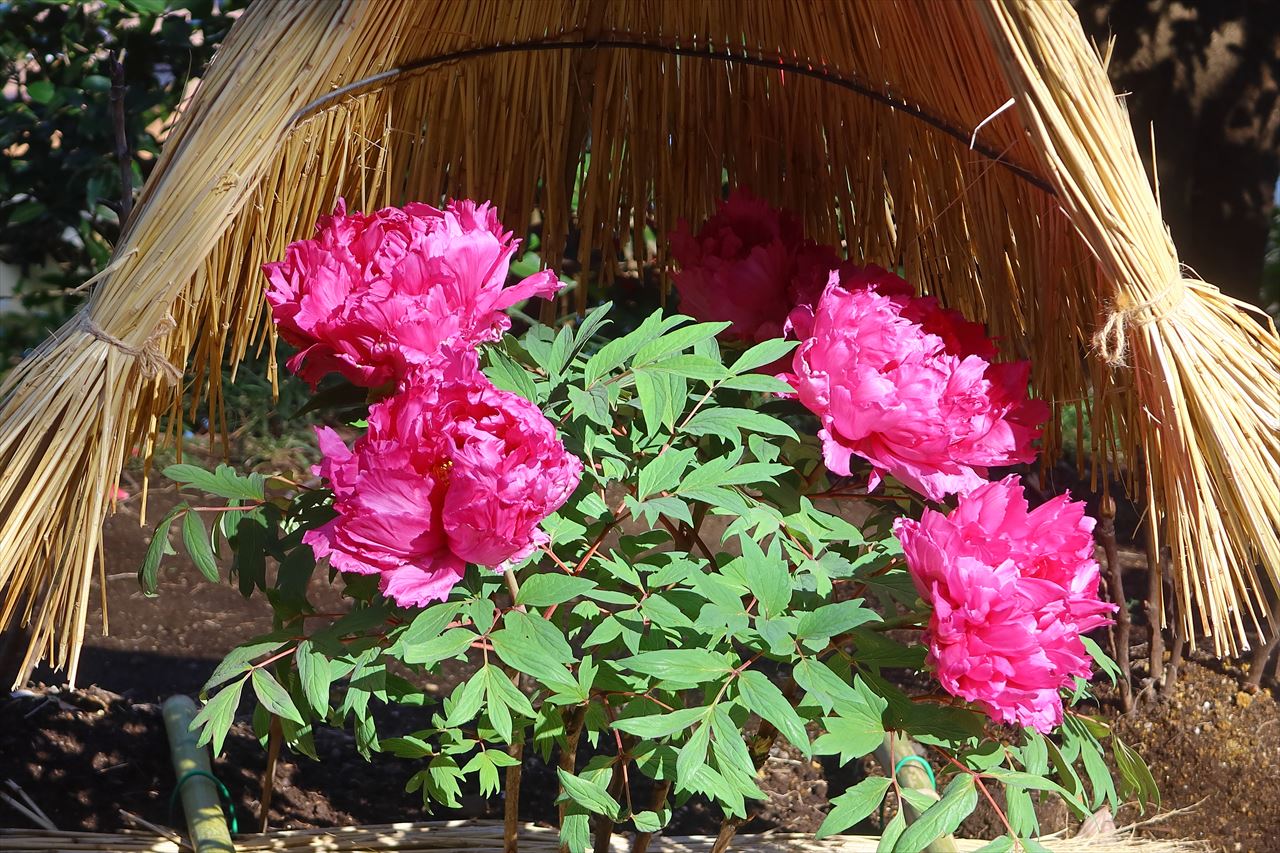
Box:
0 0 1277 678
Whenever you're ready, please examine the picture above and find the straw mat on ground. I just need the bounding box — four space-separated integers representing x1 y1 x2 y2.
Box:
1 0 1279 679
0 820 1209 853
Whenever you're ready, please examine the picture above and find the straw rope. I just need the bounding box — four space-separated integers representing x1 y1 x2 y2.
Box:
0 0 1278 679
1092 278 1189 366
76 314 183 385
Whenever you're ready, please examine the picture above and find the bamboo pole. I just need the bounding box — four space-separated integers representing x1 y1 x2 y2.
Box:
162 695 234 853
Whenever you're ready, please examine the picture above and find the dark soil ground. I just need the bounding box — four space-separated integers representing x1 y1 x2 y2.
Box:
2 472 1278 851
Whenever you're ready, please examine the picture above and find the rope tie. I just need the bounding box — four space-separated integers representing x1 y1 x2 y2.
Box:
1093 275 1188 367
78 312 183 385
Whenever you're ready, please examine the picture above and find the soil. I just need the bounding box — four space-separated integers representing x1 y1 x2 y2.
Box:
2 469 1279 851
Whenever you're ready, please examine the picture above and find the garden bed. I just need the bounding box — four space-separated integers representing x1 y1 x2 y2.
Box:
0 485 1275 852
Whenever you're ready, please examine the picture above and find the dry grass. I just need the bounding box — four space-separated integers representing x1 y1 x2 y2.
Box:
0 0 1277 680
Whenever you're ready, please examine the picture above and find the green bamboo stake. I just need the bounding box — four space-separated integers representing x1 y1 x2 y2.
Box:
162 695 235 853
875 733 959 853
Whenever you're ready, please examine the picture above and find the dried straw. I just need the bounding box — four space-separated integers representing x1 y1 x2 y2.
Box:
0 0 1277 680
0 821 1210 853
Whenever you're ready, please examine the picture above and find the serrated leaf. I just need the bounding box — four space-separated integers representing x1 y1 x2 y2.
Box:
560 810 591 853
568 385 611 426
250 668 303 724
296 640 332 716
815 775 892 838
192 677 245 756
516 574 599 607
557 768 621 819
893 774 977 852
737 670 809 755
181 510 219 582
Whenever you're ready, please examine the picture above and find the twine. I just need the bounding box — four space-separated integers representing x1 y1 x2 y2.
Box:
1093 276 1188 367
78 312 183 385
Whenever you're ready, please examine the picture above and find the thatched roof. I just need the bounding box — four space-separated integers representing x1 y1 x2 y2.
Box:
2 0 1279 681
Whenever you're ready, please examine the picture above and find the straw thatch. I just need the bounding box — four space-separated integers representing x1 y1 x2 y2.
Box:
0 820 1212 853
2 0 1280 680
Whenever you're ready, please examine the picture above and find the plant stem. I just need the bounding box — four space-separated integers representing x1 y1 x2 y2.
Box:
629 780 671 853
505 741 523 853
1145 543 1166 688
1098 495 1132 711
592 748 630 853
558 705 588 850
258 714 283 832
107 51 133 227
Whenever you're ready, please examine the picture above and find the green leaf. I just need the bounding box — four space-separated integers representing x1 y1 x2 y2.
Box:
485 346 540 403
445 674 487 727
612 706 708 739
641 354 727 382
138 506 182 596
25 80 55 104
1113 736 1159 812
568 385 611 426
633 320 730 366
720 373 796 394
181 510 219 583
570 302 613 361
402 627 475 667
876 809 905 852
685 408 797 444
490 611 576 689
250 668 304 724
557 768 621 819
7 200 45 225
560 810 591 853
796 599 880 647
971 837 1017 853
730 339 798 373
202 638 287 692
893 775 978 852
638 448 696 500
794 658 862 714
621 649 733 685
633 368 684 435
631 810 668 832
815 776 892 838
811 677 888 765
737 670 809 755
192 677 245 756
396 603 459 655
516 574 599 607
124 0 166 13
163 463 266 501
583 310 682 386
739 537 790 619
296 640 332 716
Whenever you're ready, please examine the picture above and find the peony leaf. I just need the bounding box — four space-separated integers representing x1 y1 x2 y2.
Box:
795 599 880 647
621 649 734 686
729 339 798 374
164 462 265 501
815 775 892 838
515 574 598 607
296 640 332 716
893 774 978 852
736 670 810 755
250 668 303 724
181 510 219 583
637 447 696 500
192 677 245 757
556 768 621 820
611 706 708 739
138 505 182 596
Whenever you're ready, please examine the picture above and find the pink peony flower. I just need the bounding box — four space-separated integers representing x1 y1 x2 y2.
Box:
303 349 582 607
786 269 1047 500
893 476 1115 732
669 190 838 353
264 199 559 389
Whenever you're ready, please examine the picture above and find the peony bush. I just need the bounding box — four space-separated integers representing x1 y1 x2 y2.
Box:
146 193 1155 850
